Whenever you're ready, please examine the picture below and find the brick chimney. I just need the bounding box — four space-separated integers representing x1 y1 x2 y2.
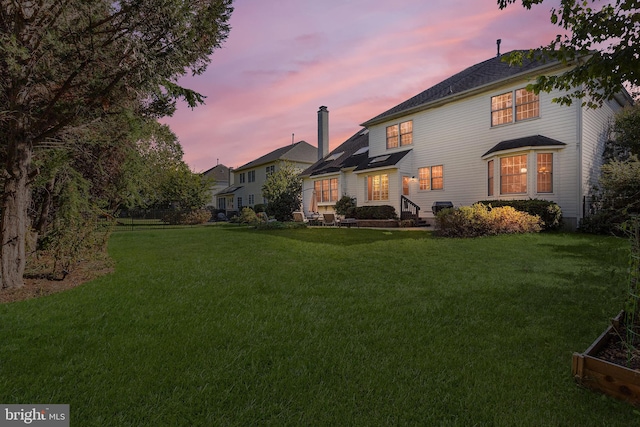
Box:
317 106 329 160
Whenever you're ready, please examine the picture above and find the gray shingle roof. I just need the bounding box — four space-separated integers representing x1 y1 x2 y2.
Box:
300 129 370 177
202 164 229 182
353 149 412 172
216 185 243 196
482 135 567 157
362 50 554 126
234 140 317 172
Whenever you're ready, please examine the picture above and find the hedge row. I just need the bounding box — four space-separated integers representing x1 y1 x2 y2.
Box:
436 203 542 238
345 205 398 220
476 199 562 231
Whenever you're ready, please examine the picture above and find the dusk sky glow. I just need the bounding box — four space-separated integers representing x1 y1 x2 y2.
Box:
161 0 565 172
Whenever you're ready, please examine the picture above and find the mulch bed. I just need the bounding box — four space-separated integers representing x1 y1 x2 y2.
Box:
0 257 114 304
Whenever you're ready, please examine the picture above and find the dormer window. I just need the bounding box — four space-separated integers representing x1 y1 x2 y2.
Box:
491 88 539 126
386 120 413 149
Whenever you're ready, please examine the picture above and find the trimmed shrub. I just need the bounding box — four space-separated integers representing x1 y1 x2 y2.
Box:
348 205 398 220
477 199 562 230
436 203 542 238
238 207 264 225
162 209 212 225
253 204 266 213
334 195 357 216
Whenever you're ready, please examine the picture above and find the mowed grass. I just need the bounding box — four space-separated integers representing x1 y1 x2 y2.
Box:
1 226 638 426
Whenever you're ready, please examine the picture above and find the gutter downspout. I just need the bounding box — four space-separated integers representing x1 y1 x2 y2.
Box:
576 87 584 228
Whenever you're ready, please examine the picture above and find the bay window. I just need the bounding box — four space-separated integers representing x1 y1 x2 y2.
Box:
487 159 494 196
537 153 553 193
500 155 528 194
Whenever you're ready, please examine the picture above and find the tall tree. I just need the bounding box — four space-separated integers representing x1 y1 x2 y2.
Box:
0 0 233 288
497 0 638 106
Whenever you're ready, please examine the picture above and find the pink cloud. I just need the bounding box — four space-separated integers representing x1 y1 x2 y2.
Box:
162 0 567 172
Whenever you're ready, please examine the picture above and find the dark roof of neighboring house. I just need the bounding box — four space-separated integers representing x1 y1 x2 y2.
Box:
215 185 243 196
482 135 567 157
234 140 317 172
300 129 370 177
362 50 556 126
202 164 229 182
353 149 412 172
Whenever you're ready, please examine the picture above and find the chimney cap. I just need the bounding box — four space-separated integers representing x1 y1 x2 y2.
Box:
318 106 328 112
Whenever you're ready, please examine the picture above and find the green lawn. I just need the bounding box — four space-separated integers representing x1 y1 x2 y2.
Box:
1 226 638 426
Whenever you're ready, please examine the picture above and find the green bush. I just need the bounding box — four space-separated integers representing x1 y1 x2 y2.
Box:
436 203 542 238
162 209 212 225
348 205 397 220
477 199 562 230
238 207 264 225
334 195 357 217
580 157 640 235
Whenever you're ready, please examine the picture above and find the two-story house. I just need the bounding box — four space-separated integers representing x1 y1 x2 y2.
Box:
301 50 632 228
201 163 230 209
217 141 317 216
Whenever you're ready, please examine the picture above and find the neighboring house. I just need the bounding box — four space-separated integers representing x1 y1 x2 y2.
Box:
201 163 230 209
216 141 317 215
301 50 632 228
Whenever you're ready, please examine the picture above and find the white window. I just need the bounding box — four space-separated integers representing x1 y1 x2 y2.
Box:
418 165 443 190
537 153 553 193
367 174 389 201
500 155 528 194
491 88 539 126
386 120 413 149
314 178 338 203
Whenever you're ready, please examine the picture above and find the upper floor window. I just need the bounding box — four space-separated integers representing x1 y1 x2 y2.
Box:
266 165 274 176
491 88 539 126
239 173 245 183
248 170 256 182
386 120 413 149
418 165 444 190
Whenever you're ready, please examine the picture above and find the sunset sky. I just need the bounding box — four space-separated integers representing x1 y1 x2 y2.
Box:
161 0 565 172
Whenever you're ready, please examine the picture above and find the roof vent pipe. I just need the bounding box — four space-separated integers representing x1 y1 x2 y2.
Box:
317 106 329 160
496 39 502 57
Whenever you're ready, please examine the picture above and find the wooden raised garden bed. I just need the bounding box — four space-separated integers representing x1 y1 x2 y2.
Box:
572 311 640 406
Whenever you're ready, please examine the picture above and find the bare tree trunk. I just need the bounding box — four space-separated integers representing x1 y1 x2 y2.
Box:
35 176 56 237
1 139 33 289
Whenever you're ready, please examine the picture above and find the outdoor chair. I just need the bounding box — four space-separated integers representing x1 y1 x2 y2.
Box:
322 213 336 226
293 212 308 223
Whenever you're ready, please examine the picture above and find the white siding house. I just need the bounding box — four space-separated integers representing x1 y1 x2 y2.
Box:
217 141 317 216
301 50 631 228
